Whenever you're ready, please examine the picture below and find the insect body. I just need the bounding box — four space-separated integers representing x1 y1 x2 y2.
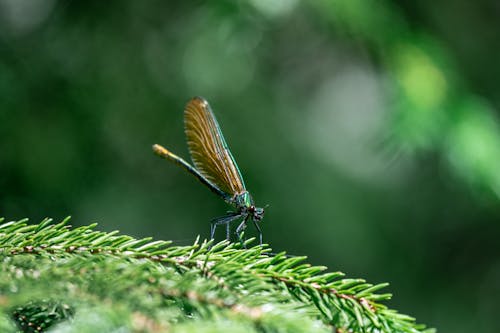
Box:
153 97 264 244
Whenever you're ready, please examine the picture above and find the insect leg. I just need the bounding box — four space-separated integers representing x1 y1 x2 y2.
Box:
235 215 250 248
210 213 242 241
252 219 263 245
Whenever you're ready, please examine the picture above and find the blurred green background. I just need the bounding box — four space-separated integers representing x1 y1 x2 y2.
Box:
1 1 499 332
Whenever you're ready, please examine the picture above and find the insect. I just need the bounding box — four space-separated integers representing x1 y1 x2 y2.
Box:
153 97 265 245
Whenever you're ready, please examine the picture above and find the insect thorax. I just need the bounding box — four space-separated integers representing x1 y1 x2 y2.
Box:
233 191 253 209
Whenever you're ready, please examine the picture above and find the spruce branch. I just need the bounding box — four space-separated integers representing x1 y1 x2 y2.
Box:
0 217 435 333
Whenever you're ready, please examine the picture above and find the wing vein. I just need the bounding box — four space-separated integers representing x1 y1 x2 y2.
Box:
184 97 245 196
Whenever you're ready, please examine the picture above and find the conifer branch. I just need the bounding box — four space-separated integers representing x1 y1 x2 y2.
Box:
0 217 435 333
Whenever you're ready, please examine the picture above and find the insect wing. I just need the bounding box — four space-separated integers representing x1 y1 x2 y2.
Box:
184 97 246 196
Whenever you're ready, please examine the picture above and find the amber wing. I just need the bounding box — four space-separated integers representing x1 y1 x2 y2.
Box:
184 97 246 196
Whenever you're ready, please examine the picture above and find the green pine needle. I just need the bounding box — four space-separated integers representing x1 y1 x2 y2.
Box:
0 217 435 333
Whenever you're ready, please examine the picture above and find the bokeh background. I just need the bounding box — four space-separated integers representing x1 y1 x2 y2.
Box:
1 1 499 332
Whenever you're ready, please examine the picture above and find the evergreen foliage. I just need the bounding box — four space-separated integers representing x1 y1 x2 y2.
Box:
0 217 434 333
